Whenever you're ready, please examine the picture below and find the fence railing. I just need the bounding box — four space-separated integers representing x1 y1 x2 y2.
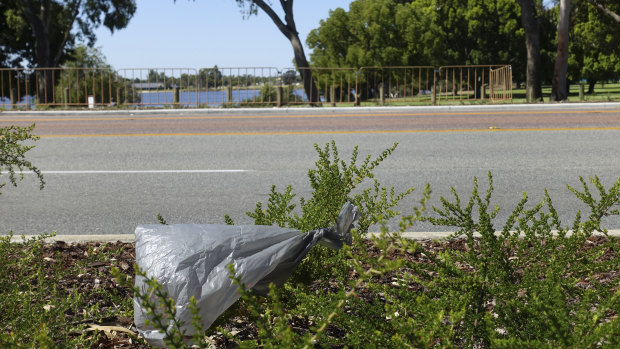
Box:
436 65 513 103
0 65 512 109
358 66 435 105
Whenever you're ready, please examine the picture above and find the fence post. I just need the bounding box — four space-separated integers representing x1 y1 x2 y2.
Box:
63 88 69 106
432 69 437 105
330 85 336 106
380 83 385 105
10 88 16 106
276 86 283 107
173 86 180 105
354 71 360 106
227 86 232 105
480 85 486 101
116 87 121 106
579 84 584 101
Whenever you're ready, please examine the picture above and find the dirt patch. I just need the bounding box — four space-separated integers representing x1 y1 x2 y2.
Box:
33 235 618 348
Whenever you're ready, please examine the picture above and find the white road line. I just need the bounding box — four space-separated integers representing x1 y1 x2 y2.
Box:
28 170 250 174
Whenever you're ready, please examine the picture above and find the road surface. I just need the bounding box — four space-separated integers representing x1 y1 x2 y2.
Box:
1 104 619 236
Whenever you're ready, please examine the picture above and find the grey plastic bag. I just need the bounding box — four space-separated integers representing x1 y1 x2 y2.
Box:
133 202 360 346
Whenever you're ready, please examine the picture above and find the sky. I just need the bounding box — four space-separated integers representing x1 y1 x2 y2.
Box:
92 0 353 70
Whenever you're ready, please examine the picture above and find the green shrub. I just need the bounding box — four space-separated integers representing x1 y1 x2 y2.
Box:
244 141 414 284
0 124 44 194
1 235 138 347
234 83 298 107
128 144 619 348
416 173 620 347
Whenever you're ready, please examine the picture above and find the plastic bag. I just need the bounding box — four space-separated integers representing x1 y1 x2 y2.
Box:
133 202 360 346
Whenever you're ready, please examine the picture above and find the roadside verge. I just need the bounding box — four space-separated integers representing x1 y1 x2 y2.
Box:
9 230 620 243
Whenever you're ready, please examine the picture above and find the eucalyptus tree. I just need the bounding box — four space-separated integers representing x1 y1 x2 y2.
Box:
570 0 620 92
551 0 571 101
307 0 524 70
307 0 421 67
3 0 136 102
0 2 30 67
583 0 620 22
232 0 319 103
515 0 545 102
8 0 136 69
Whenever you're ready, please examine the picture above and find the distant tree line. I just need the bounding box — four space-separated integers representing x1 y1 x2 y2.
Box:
2 0 619 104
307 0 620 101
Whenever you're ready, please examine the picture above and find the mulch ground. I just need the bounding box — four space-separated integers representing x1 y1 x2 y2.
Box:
35 235 618 348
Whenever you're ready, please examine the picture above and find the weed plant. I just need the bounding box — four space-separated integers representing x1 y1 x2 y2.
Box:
129 143 619 348
3 140 619 347
0 124 44 192
241 141 414 285
0 234 139 347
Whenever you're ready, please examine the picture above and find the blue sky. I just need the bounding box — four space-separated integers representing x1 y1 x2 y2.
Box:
93 0 352 70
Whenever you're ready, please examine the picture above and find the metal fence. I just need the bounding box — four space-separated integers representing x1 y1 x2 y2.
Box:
358 66 435 105
293 67 357 105
489 65 513 102
436 65 512 103
0 65 513 109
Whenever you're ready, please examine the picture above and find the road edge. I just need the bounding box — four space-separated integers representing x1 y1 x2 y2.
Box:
1 102 620 117
7 230 620 243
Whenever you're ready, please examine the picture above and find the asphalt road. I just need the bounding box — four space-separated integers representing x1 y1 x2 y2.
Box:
1 104 619 236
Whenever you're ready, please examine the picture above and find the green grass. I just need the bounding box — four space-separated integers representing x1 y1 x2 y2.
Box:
511 82 620 103
279 82 620 107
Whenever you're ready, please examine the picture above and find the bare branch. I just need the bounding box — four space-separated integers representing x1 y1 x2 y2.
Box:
53 0 83 66
584 0 620 23
250 0 293 38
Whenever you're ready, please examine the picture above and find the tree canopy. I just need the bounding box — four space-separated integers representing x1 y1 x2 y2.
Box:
308 0 620 101
571 0 620 91
0 0 136 68
307 0 527 80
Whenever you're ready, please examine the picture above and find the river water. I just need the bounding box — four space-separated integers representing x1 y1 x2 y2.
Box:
0 88 308 108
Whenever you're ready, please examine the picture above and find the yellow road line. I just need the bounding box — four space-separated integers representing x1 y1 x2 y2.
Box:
4 109 620 123
38 126 620 138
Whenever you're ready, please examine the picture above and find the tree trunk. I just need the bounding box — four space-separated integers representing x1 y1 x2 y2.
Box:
588 80 596 94
551 0 571 101
19 0 54 103
18 0 81 105
250 0 320 104
516 0 543 103
289 33 319 104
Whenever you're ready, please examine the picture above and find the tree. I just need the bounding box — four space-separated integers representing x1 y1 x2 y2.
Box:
583 0 620 22
551 0 571 101
307 0 451 68
308 0 525 75
4 0 136 102
281 69 298 85
309 0 525 67
570 0 620 93
56 45 136 106
516 0 545 102
0 3 31 68
233 0 319 103
199 66 223 88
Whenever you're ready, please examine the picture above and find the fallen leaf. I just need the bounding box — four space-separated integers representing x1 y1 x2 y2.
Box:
87 324 136 336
